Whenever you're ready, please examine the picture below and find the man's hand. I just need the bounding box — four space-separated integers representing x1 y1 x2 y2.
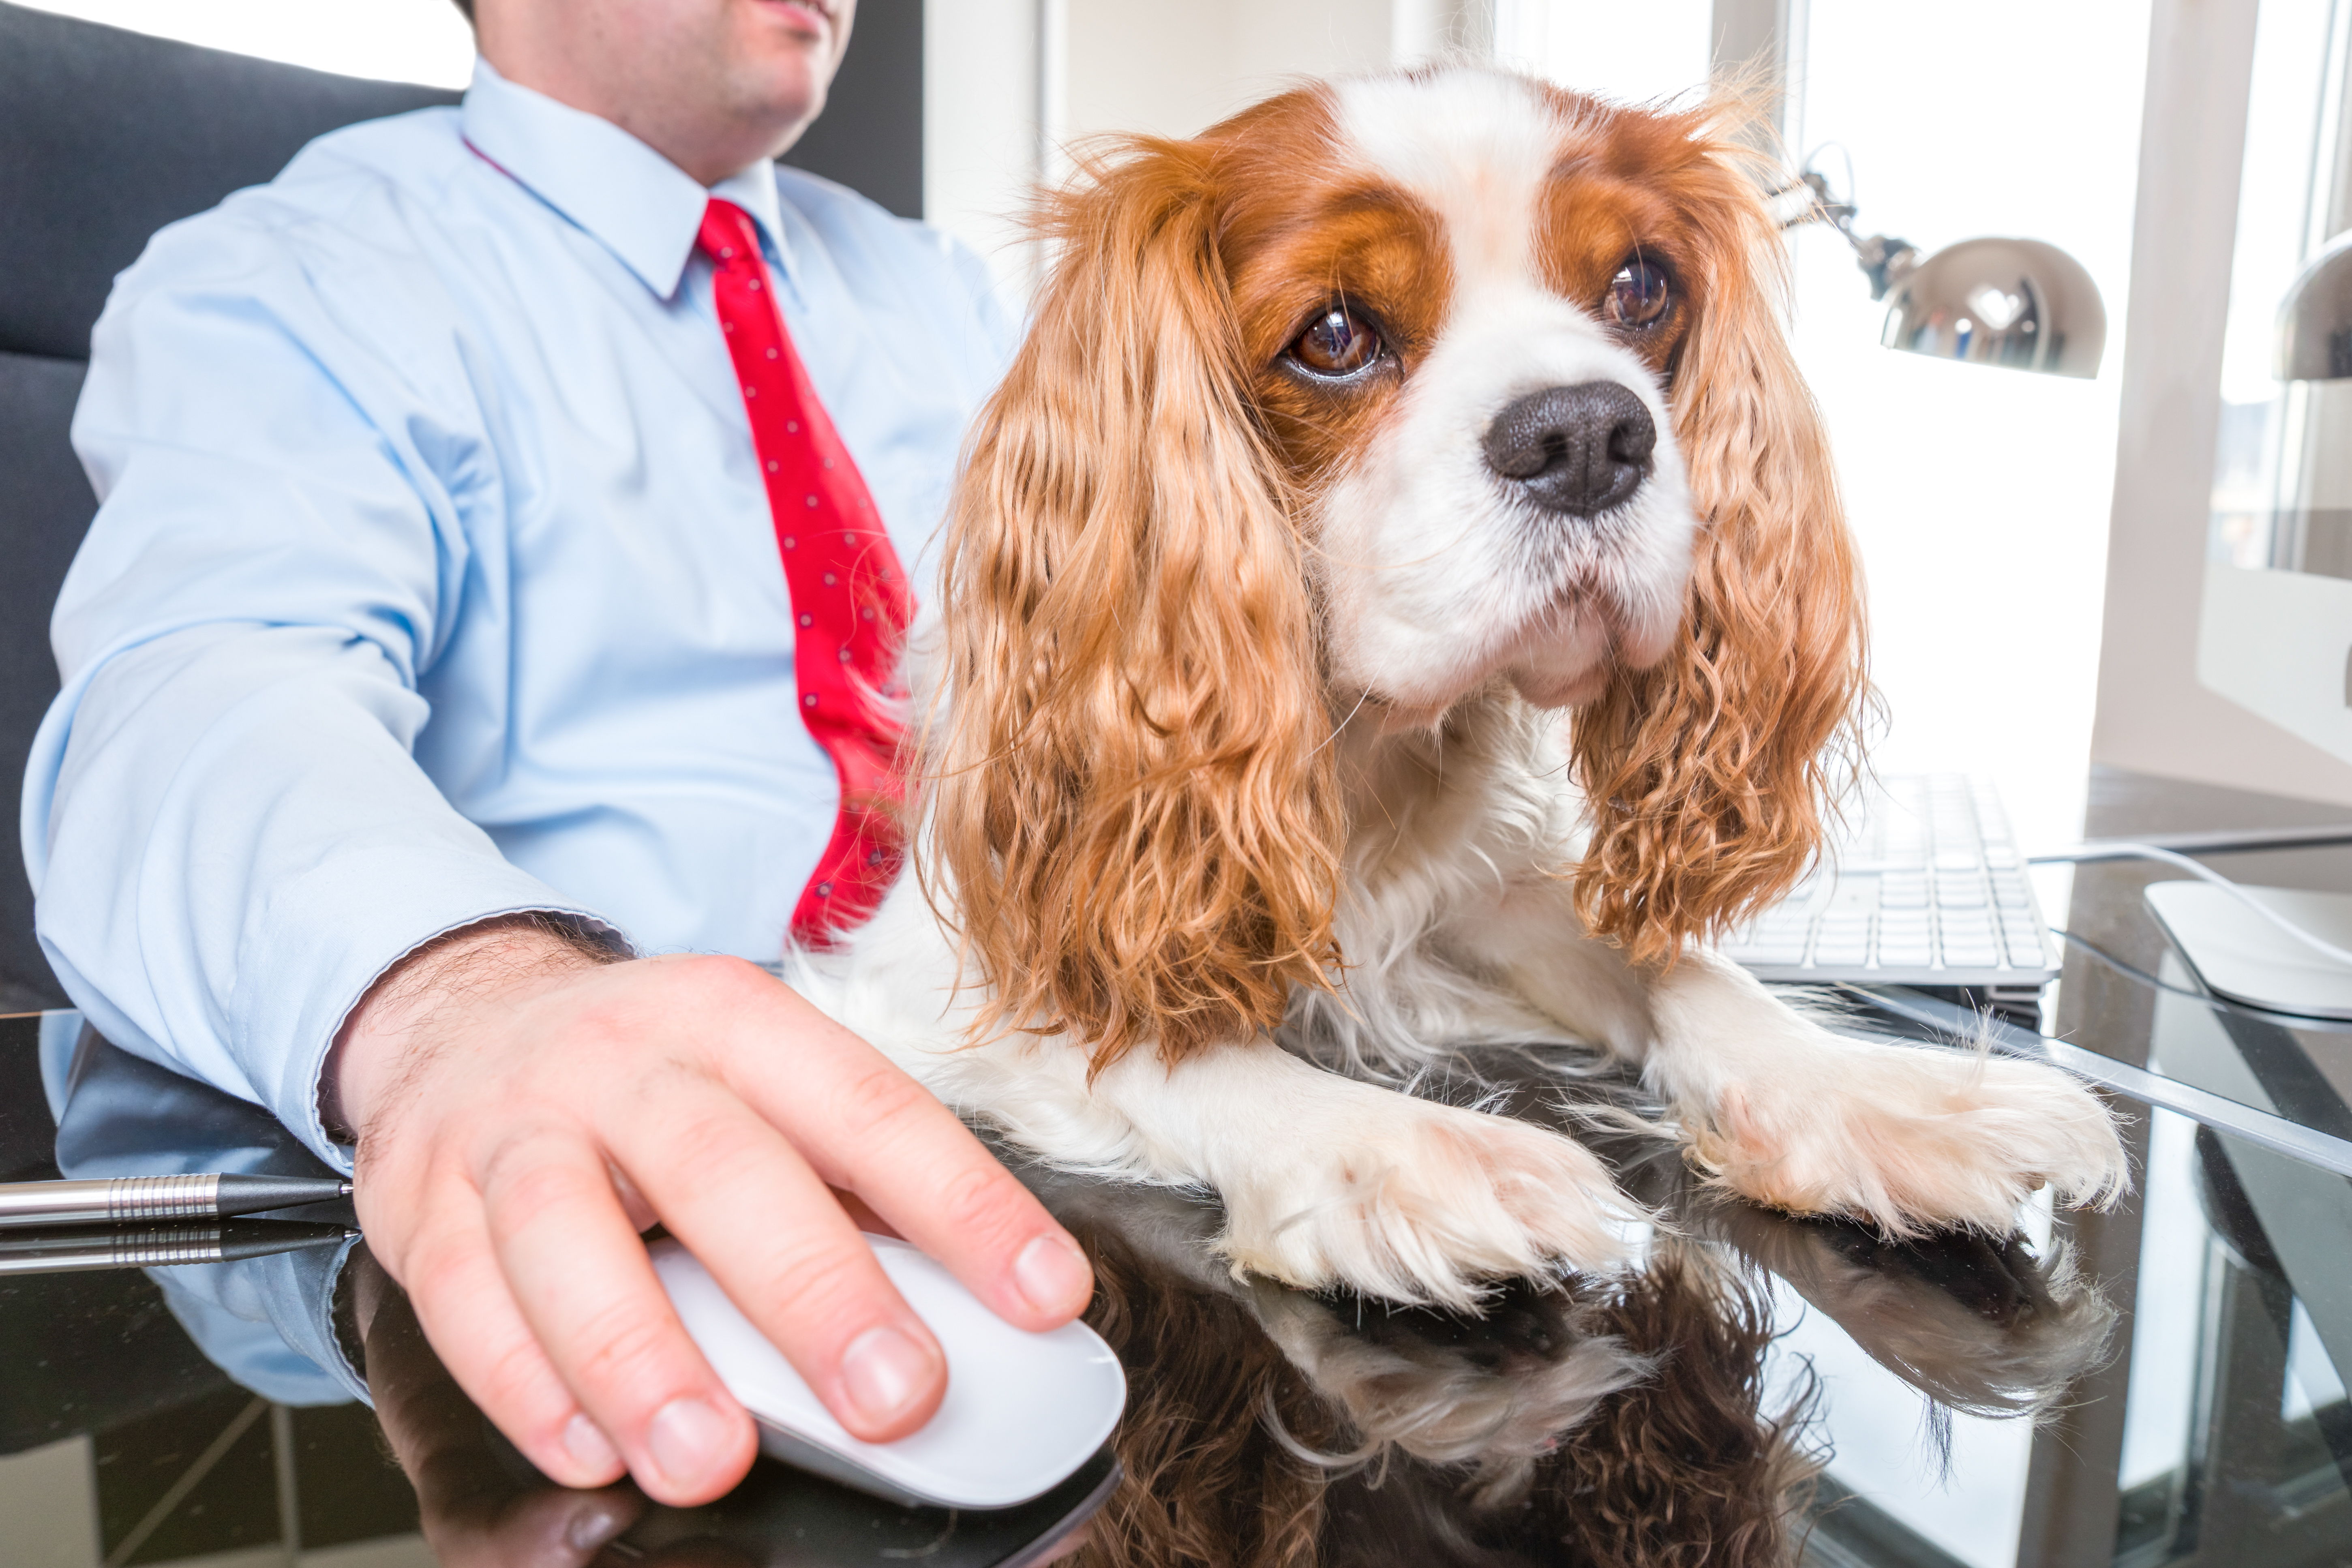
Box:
330 918 1095 1507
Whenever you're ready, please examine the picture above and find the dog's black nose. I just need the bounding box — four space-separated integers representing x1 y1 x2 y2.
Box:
1482 382 1656 516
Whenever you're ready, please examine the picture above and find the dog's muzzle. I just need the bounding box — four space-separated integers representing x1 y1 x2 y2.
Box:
1482 381 1656 518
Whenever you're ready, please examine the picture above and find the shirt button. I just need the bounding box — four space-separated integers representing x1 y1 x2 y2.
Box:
786 420 799 433
799 613 813 627
767 347 778 360
861 607 874 621
766 460 778 473
805 494 818 507
823 572 837 586
804 694 818 707
816 881 832 896
783 536 796 548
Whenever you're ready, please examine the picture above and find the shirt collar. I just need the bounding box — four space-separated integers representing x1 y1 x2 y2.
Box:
459 57 793 300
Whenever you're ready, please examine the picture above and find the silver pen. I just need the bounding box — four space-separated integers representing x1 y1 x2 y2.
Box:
0 1220 354 1276
0 1173 353 1228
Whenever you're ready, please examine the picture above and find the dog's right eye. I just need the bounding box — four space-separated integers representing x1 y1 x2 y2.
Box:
1289 304 1382 378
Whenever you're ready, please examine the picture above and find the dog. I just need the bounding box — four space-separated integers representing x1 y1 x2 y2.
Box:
794 64 2128 1309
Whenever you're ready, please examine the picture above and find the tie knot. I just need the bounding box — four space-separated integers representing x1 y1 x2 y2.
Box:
696 198 761 270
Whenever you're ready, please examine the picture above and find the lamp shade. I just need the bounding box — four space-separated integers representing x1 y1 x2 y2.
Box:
1879 237 2106 377
2277 232 2352 380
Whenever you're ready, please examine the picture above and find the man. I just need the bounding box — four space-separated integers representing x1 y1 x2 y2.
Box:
20 0 1093 1507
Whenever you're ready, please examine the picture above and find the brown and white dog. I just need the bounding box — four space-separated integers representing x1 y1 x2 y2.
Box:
794 66 2127 1307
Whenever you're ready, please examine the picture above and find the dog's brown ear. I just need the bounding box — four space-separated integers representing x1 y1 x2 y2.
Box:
925 137 1343 1069
1570 120 1867 966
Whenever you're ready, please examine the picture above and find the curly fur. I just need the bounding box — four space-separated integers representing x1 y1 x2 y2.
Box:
927 133 1345 1073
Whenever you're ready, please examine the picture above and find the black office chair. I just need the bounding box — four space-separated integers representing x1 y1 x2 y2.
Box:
0 4 460 1012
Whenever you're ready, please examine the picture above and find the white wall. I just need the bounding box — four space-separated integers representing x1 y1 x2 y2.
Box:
921 0 1043 295
1060 0 1402 145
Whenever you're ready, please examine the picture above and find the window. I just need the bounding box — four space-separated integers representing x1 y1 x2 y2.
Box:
15 0 473 88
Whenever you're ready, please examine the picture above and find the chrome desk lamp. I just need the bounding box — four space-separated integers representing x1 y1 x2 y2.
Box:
2278 231 2352 381
2260 233 2352 579
1783 167 2107 378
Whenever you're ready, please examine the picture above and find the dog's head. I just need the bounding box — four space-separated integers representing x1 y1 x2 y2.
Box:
931 68 1865 1062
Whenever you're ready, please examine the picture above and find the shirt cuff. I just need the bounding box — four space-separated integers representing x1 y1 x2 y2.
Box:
236 845 632 1174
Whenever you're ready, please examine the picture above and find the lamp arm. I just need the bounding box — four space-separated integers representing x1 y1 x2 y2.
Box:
1774 169 1920 301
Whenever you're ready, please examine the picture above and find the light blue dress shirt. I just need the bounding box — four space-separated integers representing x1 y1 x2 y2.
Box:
20 61 1017 1171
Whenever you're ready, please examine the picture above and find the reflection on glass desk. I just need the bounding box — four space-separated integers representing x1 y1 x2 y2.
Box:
1 768 2350 1567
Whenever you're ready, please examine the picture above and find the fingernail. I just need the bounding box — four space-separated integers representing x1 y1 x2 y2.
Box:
841 1325 934 1427
1014 1234 1092 1317
566 1495 630 1553
647 1397 730 1487
562 1412 621 1475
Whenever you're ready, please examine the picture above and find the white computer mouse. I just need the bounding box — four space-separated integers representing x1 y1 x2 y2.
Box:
650 1234 1126 1510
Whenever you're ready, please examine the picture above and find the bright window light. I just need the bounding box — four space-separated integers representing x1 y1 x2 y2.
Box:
15 0 475 88
1493 0 1712 106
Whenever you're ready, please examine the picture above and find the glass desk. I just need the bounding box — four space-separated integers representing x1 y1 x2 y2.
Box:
2 765 2348 1568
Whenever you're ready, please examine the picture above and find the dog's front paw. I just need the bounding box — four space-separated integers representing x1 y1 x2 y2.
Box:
1686 1041 2127 1236
1214 1089 1634 1309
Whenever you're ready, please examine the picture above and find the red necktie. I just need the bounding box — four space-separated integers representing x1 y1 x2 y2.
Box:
697 198 912 945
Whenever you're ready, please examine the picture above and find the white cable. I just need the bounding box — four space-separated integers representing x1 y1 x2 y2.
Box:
2027 841 2352 970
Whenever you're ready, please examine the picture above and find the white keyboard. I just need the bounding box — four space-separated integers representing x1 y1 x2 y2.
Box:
1716 774 2059 988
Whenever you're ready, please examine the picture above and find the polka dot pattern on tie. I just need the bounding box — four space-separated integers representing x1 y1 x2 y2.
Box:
697 197 913 948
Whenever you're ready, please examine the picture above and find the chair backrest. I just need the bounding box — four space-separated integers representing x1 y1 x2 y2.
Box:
0 2 459 1009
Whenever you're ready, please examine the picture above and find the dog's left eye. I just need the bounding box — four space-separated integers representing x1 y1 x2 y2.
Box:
1290 304 1382 377
1607 259 1672 328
